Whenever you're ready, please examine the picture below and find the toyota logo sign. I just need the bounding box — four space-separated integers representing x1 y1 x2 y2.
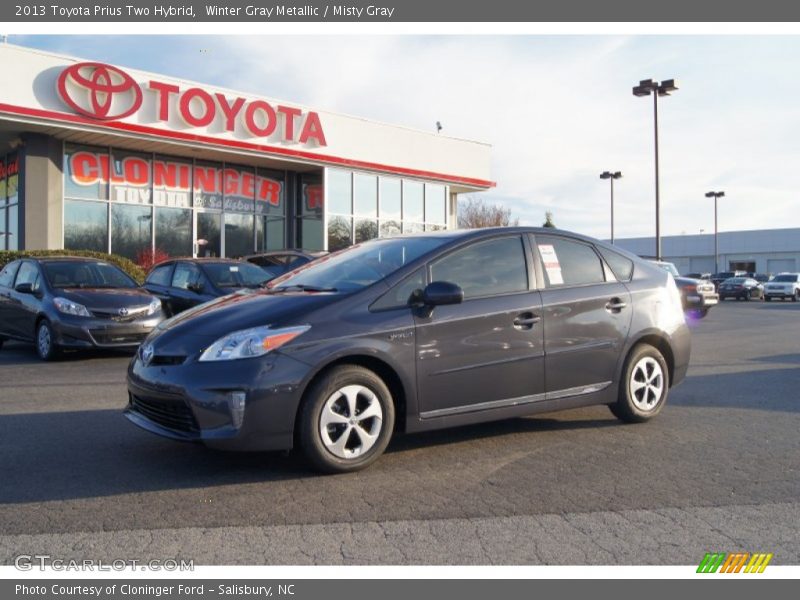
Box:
57 62 143 121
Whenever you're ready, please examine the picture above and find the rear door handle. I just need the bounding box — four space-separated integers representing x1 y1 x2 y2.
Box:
513 313 542 330
605 299 627 312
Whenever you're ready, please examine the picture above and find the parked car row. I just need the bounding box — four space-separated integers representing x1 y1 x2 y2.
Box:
0 251 323 360
650 261 718 318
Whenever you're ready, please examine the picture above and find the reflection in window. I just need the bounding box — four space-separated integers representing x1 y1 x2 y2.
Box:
355 219 378 243
223 165 256 213
431 236 528 299
197 212 221 257
403 222 424 234
153 156 192 208
328 216 352 252
64 145 108 200
224 212 255 258
425 184 446 224
257 216 285 252
403 181 424 222
256 168 285 215
64 200 107 253
327 169 352 215
111 204 152 261
110 150 152 205
156 207 192 258
7 204 18 251
353 174 377 217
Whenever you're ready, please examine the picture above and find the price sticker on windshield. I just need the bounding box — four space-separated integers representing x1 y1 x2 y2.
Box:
538 244 564 285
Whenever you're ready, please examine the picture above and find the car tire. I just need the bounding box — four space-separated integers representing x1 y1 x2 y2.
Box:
744 290 751 301
794 290 800 303
610 343 670 423
694 309 708 319
35 320 60 361
0 337 4 351
299 365 395 474
765 296 772 302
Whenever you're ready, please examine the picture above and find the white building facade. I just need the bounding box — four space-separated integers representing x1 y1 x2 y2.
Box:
0 44 493 260
614 229 800 275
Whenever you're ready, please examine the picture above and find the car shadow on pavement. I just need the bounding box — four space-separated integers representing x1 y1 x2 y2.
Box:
0 341 135 365
669 366 800 413
0 407 616 504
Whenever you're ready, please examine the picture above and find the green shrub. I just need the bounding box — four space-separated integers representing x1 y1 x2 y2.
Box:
0 250 147 284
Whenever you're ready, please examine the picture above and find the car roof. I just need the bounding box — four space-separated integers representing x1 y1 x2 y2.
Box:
150 257 245 269
29 256 112 264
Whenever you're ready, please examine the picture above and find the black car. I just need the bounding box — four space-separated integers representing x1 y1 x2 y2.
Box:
718 277 764 301
710 271 746 290
674 276 719 318
0 257 165 360
143 259 272 316
126 228 691 473
243 250 325 281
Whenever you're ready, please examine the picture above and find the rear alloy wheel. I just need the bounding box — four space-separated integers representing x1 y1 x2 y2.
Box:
36 320 60 361
765 296 772 302
300 365 395 473
744 290 751 301
610 343 670 423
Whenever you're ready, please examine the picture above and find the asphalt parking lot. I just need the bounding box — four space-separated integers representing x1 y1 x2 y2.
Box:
1 300 798 565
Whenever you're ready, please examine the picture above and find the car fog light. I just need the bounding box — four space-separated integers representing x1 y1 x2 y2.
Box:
229 391 247 429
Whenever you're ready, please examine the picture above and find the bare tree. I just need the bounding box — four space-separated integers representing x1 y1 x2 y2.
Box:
457 196 519 229
542 211 556 228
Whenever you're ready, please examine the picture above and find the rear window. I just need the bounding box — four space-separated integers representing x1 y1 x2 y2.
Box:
146 264 173 286
596 246 634 281
203 262 271 288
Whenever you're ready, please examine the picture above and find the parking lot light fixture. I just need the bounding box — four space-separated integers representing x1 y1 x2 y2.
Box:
632 78 679 261
599 171 622 244
705 191 726 273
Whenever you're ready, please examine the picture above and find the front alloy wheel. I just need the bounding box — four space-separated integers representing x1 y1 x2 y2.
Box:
300 365 395 473
36 320 59 361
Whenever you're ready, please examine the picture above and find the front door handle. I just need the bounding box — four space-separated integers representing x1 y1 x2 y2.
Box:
513 312 542 330
605 298 628 313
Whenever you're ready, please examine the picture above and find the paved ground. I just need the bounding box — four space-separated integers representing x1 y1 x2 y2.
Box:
1 300 798 565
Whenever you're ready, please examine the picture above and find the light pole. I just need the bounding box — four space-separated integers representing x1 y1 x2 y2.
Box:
599 171 622 244
633 78 678 261
705 191 725 273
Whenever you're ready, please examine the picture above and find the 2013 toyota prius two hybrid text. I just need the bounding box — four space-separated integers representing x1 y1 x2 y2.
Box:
126 228 690 473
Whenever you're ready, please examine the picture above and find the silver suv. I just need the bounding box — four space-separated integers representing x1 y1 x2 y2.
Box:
764 273 800 302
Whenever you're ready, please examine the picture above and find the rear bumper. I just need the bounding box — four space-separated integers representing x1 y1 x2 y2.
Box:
683 293 718 309
53 313 165 348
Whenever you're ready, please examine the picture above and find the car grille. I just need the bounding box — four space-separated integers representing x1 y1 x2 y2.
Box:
91 307 149 322
89 330 149 345
129 393 198 433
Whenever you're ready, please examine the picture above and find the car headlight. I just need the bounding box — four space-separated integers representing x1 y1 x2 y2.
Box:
53 297 92 317
198 325 310 362
146 297 162 316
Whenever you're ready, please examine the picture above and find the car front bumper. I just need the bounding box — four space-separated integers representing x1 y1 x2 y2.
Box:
53 312 165 349
125 350 313 451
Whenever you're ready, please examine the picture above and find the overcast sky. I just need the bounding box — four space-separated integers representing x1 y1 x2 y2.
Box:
12 34 800 240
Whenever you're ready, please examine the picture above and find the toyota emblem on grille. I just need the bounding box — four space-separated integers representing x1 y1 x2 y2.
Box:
140 344 154 366
118 307 129 317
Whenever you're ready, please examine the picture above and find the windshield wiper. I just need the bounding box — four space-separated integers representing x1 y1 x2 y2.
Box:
271 284 338 293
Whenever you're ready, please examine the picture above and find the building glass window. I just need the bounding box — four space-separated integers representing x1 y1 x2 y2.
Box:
64 199 108 253
224 212 255 259
197 212 221 257
223 164 256 213
327 169 352 215
4 152 20 251
353 173 377 217
153 156 192 208
379 177 401 237
403 180 424 222
111 203 152 261
355 219 378 243
7 204 18 251
64 144 109 201
298 173 323 251
255 168 285 252
110 149 152 205
328 215 352 252
155 207 192 258
425 183 446 225
194 161 223 210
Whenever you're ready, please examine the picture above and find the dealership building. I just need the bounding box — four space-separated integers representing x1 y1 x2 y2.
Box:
0 44 493 261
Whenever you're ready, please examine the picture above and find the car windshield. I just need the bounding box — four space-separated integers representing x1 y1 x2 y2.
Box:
726 278 746 284
202 262 271 288
772 274 798 282
268 236 448 293
43 261 137 289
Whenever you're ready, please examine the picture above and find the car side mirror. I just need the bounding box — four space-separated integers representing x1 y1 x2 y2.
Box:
422 281 464 307
188 282 204 294
15 282 34 295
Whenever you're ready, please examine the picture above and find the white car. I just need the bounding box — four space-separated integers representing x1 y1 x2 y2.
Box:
763 273 800 302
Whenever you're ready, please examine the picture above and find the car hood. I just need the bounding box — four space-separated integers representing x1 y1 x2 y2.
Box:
56 287 155 310
148 289 342 355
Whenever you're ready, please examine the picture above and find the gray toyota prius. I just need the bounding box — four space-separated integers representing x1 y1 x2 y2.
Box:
125 227 690 473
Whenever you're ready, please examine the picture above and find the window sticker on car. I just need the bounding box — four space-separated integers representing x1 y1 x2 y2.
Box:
230 266 239 272
538 244 564 285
